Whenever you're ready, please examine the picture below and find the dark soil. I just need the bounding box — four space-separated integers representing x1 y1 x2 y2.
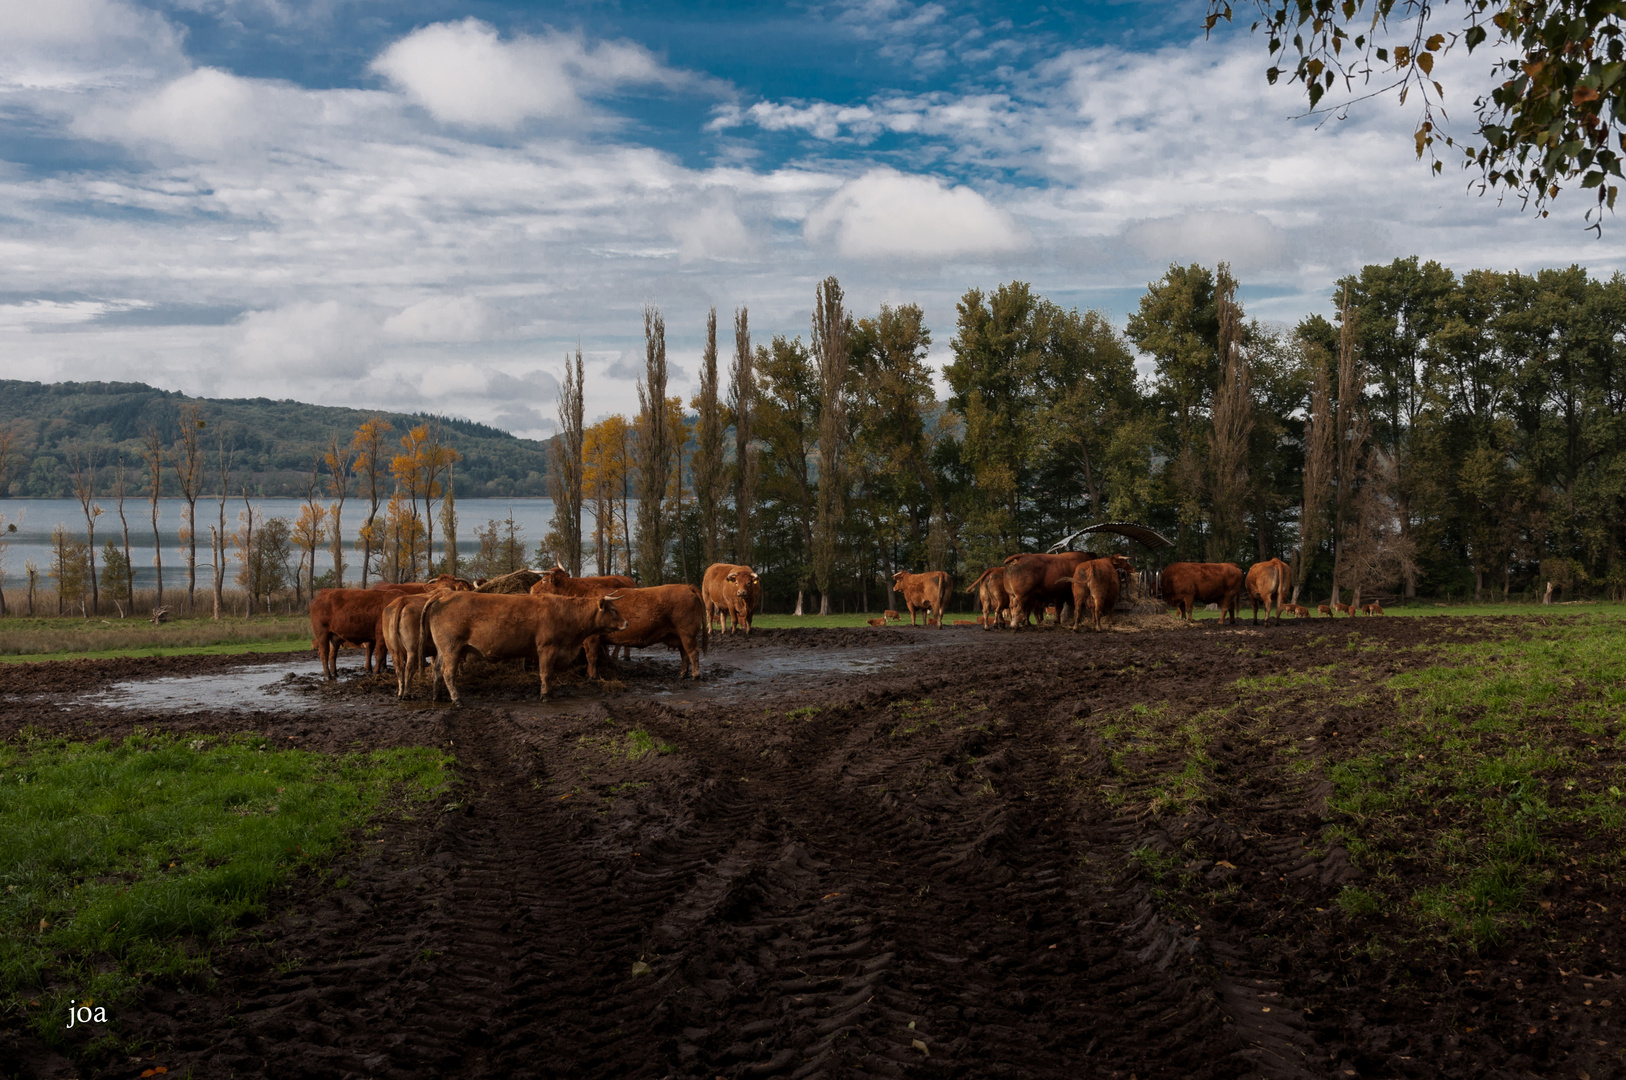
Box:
3 616 1623 1079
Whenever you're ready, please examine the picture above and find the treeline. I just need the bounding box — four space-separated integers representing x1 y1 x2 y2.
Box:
0 381 552 498
543 260 1626 612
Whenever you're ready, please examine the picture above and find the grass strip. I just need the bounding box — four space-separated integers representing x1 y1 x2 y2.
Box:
0 730 450 1048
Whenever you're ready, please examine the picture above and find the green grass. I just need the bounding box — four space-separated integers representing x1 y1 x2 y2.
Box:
0 615 310 663
0 730 449 1045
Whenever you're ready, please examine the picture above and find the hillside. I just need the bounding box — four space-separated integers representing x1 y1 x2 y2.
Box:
0 381 554 499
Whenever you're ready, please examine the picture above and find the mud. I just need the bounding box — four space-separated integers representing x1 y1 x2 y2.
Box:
3 616 1622 1079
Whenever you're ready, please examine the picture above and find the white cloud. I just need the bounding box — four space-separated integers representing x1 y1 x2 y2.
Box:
0 298 146 329
231 301 377 377
370 19 696 129
669 200 756 262
382 295 489 343
1123 211 1290 274
804 169 1028 261
0 0 184 88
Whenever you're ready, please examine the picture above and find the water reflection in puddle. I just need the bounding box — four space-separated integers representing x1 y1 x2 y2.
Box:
84 659 327 714
77 644 913 716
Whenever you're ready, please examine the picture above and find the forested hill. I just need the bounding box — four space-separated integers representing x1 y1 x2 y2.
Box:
0 380 554 498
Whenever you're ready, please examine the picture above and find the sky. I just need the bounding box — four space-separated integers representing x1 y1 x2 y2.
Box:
2 0 1622 439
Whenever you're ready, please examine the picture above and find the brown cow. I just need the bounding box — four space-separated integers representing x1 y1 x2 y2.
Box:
1067 558 1120 633
1317 603 1332 617
883 609 901 622
369 574 470 594
965 567 1010 631
530 564 638 597
1246 558 1294 624
892 570 951 627
381 583 475 699
1002 552 1096 628
583 584 709 680
422 592 627 703
866 617 886 627
700 563 762 635
1333 602 1354 616
311 587 414 678
1159 563 1243 624
1366 602 1385 615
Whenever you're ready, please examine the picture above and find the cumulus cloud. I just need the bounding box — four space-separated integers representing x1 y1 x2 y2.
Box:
0 0 184 88
382 295 490 343
231 300 377 377
371 19 700 129
804 169 1028 261
669 200 756 262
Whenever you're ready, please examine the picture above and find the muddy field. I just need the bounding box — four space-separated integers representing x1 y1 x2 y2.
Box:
3 617 1624 1079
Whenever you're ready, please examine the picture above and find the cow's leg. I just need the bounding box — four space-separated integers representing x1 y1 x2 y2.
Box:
683 631 699 677
442 647 464 706
536 645 555 698
583 636 600 680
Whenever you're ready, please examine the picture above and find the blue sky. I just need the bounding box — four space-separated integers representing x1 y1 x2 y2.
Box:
1 0 1618 436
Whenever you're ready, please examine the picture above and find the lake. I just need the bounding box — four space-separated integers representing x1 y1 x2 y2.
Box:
0 497 560 591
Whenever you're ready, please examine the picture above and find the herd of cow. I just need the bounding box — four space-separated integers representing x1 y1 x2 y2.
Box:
305 551 1361 704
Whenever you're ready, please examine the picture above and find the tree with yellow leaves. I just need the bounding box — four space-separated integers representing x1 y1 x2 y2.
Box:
583 415 634 576
350 417 393 585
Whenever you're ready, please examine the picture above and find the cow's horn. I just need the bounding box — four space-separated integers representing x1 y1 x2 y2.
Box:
601 592 622 601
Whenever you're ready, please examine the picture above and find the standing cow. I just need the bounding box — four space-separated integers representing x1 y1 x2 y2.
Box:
1001 552 1096 628
582 584 709 679
1067 558 1120 633
701 563 761 635
311 585 421 678
964 567 1010 630
1245 558 1294 624
892 570 951 627
1160 562 1244 624
421 592 627 703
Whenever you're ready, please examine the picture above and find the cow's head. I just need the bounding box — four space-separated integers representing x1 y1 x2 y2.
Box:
724 568 758 605
598 593 629 632
892 570 909 583
538 566 571 589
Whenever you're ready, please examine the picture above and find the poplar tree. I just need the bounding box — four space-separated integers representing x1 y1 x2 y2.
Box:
693 308 725 570
140 426 165 611
635 307 673 583
811 276 850 616
173 405 205 612
729 306 756 566
548 348 586 574
350 417 393 585
1207 264 1252 560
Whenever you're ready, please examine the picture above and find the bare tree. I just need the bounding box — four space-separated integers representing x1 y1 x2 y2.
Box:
69 445 102 615
1331 290 1371 607
212 433 235 620
324 433 354 587
440 459 458 576
141 426 165 612
693 308 725 570
729 305 756 566
114 455 134 614
1292 339 1335 604
811 275 850 616
548 348 587 574
636 306 674 583
1207 264 1252 561
174 404 206 612
238 490 257 616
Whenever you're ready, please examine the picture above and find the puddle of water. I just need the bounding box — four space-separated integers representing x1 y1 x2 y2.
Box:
84 659 327 714
76 641 919 716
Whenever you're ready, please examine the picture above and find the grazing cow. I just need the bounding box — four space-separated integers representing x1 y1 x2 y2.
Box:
1159 563 1243 624
1333 602 1354 616
421 592 626 703
1002 552 1097 628
1067 558 1120 633
700 563 762 635
1317 604 1332 617
582 584 709 680
1246 558 1294 624
964 567 1010 632
892 570 952 627
867 617 886 627
1365 602 1386 616
883 609 901 622
310 586 428 678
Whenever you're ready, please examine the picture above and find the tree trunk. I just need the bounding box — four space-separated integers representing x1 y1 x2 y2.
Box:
794 589 804 617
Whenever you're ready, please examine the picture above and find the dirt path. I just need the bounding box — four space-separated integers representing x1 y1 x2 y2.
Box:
5 617 1621 1078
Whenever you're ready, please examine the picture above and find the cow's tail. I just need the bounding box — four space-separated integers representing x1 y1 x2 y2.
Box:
419 595 449 668
965 567 997 595
700 597 710 657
